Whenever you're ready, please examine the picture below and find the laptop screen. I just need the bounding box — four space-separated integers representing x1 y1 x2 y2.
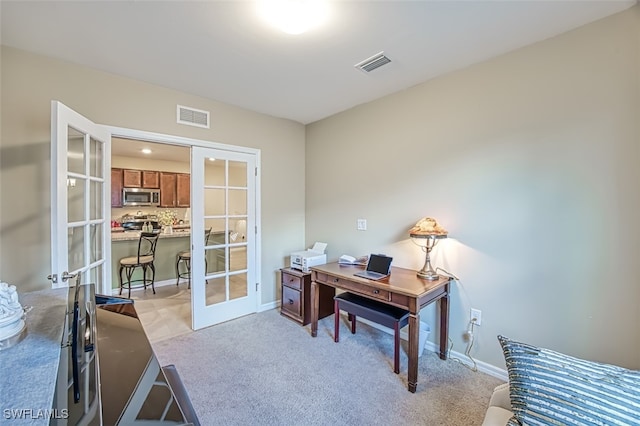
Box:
367 254 393 274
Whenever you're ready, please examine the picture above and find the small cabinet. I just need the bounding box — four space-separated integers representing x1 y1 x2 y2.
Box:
280 268 334 326
176 173 190 207
122 169 159 188
123 169 142 187
111 168 124 207
142 171 160 188
159 172 177 207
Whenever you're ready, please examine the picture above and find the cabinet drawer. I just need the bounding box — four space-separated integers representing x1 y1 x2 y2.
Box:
315 273 390 302
282 286 301 317
282 272 302 290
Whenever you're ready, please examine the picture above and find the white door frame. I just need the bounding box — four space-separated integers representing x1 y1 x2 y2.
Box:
105 126 262 318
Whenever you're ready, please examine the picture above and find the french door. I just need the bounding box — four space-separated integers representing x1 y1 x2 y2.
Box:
190 146 257 329
50 101 111 292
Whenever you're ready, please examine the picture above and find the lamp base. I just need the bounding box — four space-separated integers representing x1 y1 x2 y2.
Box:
417 269 440 281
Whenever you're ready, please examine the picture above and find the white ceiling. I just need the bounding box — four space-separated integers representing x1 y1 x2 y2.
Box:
1 0 636 126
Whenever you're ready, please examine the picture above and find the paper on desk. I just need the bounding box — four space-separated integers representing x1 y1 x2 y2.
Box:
310 242 327 253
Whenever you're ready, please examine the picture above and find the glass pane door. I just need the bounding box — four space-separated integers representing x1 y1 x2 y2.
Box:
51 101 110 291
191 147 256 329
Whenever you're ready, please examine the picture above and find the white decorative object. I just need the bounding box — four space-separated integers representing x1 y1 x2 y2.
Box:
0 282 27 349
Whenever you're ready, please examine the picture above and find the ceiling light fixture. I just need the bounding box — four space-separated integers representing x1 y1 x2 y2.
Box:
141 149 152 154
258 0 329 35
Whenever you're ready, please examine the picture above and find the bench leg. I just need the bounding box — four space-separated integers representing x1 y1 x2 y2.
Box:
350 314 357 334
334 299 340 343
394 322 400 374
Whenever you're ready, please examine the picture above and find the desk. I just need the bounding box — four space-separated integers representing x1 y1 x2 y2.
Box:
310 262 451 393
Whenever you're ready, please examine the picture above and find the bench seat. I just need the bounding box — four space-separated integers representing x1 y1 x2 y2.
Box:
334 292 410 374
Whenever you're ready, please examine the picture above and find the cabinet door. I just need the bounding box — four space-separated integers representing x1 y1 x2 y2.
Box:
111 168 123 207
123 169 142 187
142 170 160 188
176 173 190 207
159 172 177 207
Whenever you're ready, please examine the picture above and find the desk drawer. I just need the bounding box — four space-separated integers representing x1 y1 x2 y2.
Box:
282 286 301 317
282 272 302 290
315 273 390 302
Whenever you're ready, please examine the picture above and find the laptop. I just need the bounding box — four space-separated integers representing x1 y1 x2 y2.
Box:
354 254 393 280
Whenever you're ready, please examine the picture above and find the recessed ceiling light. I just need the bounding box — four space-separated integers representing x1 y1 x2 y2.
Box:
208 157 216 162
258 0 329 35
141 148 152 154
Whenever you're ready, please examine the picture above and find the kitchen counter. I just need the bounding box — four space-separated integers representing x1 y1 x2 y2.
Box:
111 228 191 242
0 287 68 424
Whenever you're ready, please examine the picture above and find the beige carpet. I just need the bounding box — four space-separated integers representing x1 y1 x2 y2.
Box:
151 308 504 425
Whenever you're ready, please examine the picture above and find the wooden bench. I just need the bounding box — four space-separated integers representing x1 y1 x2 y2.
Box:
334 292 410 374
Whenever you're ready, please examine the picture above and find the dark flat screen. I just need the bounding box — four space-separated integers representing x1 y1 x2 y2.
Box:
366 254 393 274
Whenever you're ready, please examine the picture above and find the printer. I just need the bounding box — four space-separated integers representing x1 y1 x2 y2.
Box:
290 242 327 272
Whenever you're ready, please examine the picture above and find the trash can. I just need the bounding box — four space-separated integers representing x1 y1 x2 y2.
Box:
418 322 431 357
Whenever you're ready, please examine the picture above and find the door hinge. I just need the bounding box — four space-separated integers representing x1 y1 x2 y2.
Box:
255 167 257 177
255 282 259 291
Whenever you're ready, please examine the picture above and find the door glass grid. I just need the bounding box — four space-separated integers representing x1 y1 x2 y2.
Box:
66 125 106 281
204 158 249 307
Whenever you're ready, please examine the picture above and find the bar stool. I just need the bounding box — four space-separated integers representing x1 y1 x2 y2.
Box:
334 292 410 374
175 250 191 288
176 228 212 289
118 232 160 298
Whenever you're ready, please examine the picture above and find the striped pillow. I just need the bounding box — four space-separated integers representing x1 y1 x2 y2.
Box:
498 335 640 426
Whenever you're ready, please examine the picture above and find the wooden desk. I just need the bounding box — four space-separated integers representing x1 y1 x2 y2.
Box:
310 262 451 393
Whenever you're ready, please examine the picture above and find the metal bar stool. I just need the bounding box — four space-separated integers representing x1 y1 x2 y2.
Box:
334 292 410 374
118 232 160 298
176 228 212 289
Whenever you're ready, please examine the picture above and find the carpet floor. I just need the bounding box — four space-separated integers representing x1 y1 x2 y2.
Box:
152 308 504 426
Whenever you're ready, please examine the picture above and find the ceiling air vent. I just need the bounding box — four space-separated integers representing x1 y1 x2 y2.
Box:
355 52 391 73
177 105 210 129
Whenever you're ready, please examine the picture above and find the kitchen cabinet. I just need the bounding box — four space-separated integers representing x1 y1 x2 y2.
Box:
123 169 142 187
111 168 123 207
176 173 190 207
122 169 159 188
142 170 160 188
160 172 190 208
159 172 177 207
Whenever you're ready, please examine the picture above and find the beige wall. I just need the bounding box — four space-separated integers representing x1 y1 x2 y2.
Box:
306 6 640 371
0 46 306 305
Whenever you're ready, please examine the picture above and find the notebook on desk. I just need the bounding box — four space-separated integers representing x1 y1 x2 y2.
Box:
354 254 393 280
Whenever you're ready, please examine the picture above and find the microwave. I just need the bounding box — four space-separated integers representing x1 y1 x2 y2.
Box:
122 188 160 206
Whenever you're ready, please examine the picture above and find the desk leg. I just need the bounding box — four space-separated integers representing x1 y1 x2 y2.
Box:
310 280 319 337
407 313 419 393
439 289 450 360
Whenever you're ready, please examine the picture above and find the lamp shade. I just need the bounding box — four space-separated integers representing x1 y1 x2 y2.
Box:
408 217 448 238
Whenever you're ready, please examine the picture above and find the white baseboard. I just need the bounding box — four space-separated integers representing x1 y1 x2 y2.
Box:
259 301 279 312
354 317 508 382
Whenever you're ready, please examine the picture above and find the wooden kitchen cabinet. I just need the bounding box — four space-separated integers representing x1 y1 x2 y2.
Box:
122 169 159 188
280 268 334 326
111 168 124 207
159 172 177 207
176 173 190 207
123 169 142 187
142 171 160 188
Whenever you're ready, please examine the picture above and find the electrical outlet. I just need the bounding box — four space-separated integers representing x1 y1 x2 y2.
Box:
470 308 482 326
356 219 367 231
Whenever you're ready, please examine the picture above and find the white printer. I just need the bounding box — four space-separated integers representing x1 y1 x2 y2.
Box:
290 242 327 272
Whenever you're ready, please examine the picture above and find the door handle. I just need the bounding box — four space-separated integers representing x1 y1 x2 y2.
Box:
47 274 58 284
61 271 77 282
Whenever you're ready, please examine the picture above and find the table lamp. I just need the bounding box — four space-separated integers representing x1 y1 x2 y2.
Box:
409 217 448 280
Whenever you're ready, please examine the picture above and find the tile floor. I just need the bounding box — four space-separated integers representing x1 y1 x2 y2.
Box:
130 283 193 344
